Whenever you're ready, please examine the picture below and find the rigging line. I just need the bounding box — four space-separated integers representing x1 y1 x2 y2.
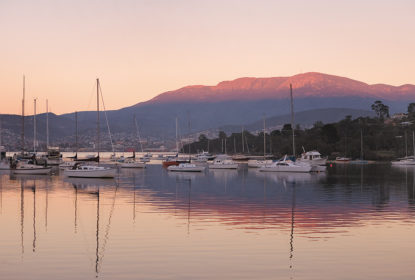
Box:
98 82 115 154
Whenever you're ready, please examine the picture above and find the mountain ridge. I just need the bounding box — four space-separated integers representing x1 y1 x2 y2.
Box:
142 72 415 104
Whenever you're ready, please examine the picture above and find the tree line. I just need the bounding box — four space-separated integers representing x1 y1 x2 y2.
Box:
183 101 415 160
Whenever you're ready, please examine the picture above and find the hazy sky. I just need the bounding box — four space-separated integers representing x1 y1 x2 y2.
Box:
1 0 414 115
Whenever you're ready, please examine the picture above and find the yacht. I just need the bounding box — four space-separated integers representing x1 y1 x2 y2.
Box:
46 146 63 165
167 163 205 172
120 158 146 168
64 163 117 178
11 160 52 175
259 156 312 173
209 156 238 169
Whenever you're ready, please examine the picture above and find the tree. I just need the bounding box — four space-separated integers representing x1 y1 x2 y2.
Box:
198 134 208 142
371 100 390 119
321 124 339 144
408 103 415 114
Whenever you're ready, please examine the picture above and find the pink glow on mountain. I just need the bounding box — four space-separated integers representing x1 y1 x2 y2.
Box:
145 72 415 104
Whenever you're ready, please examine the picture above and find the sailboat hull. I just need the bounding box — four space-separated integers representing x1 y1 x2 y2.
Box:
64 168 116 178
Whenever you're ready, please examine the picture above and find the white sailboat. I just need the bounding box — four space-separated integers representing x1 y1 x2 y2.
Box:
392 131 415 166
11 95 52 175
64 79 116 178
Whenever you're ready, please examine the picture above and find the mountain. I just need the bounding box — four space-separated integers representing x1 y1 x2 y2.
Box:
145 72 415 103
1 72 414 148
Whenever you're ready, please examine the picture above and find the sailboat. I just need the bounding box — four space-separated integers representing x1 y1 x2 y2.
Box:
351 128 369 164
11 97 52 175
259 85 311 173
163 117 190 167
248 116 273 168
64 79 116 178
120 116 146 168
392 130 415 166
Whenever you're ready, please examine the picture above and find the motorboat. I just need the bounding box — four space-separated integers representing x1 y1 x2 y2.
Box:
162 154 190 168
192 151 215 162
247 159 273 168
297 150 327 172
11 160 52 175
64 163 117 178
120 158 146 168
298 150 327 165
335 157 351 163
209 156 238 169
259 156 312 173
167 163 205 172
46 146 63 165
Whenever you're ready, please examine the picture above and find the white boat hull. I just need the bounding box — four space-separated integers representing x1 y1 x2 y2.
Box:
209 164 238 169
247 160 272 168
167 166 205 172
64 168 117 178
259 164 312 173
391 160 415 166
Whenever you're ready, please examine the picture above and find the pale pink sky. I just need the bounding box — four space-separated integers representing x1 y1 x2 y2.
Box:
0 0 414 115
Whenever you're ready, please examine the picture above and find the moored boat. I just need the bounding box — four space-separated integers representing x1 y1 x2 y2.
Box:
259 156 312 173
209 156 238 169
11 160 52 175
120 158 146 168
64 163 117 178
167 163 205 172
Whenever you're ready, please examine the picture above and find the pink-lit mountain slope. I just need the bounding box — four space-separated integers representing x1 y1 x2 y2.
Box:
143 72 415 104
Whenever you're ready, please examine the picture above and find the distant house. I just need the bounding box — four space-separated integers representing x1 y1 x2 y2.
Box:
391 113 407 120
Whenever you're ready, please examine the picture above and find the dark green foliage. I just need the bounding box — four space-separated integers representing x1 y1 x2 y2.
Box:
184 102 415 160
371 100 390 119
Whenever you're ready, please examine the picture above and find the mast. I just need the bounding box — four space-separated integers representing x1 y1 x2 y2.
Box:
96 78 100 160
33 98 37 154
21 76 25 153
405 130 408 158
0 118 2 148
263 115 266 158
75 111 78 155
46 100 49 148
290 84 295 156
134 114 144 153
242 127 244 153
413 130 415 158
360 128 363 160
175 117 179 153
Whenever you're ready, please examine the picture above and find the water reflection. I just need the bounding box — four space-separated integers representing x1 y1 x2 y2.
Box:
0 164 415 279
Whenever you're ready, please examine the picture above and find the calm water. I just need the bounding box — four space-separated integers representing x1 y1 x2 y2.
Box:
0 163 415 280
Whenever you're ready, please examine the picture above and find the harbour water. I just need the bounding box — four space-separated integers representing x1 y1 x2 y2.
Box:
0 163 414 279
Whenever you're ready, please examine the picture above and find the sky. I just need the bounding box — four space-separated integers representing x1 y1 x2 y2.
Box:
0 0 414 115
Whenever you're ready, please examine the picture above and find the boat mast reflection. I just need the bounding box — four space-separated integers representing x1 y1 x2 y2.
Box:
32 180 36 253
20 180 25 257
